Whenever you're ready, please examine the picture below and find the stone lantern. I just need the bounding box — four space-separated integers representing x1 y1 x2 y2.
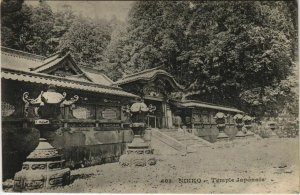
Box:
266 121 278 137
14 86 78 191
234 114 245 138
22 86 78 134
214 112 229 139
13 138 70 191
119 100 157 166
243 115 255 136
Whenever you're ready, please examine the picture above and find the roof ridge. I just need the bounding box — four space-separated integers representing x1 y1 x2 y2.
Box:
45 51 61 58
183 100 239 110
80 65 104 73
122 66 164 79
1 67 122 90
2 69 138 98
80 66 114 83
30 53 64 71
1 47 46 61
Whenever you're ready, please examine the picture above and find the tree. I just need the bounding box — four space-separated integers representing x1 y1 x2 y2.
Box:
28 1 55 56
58 16 113 67
1 0 33 51
108 1 297 117
50 4 76 52
104 21 128 80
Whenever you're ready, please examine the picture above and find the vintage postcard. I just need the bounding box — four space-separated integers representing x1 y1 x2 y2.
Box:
1 0 299 193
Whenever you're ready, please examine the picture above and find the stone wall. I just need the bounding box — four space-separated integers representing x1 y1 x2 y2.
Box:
193 124 237 142
2 126 133 180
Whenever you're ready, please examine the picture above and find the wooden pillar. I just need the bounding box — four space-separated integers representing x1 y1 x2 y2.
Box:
191 108 194 129
162 101 168 128
166 104 172 128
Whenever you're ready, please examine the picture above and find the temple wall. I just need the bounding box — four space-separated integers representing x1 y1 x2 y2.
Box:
1 80 136 180
2 125 134 179
192 124 237 142
48 128 134 169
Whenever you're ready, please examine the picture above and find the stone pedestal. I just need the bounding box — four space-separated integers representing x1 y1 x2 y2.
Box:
234 114 245 138
244 125 255 136
215 113 229 139
235 126 245 138
236 129 246 137
217 125 229 139
224 126 238 140
119 138 156 166
119 125 156 167
243 116 254 136
13 138 70 192
119 101 157 167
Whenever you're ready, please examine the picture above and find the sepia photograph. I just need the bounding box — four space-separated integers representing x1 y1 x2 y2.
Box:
1 0 299 193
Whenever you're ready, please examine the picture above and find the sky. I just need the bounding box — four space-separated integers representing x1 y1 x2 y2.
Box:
25 1 134 21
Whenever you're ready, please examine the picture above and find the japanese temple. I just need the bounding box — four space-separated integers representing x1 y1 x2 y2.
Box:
1 47 243 179
115 68 243 129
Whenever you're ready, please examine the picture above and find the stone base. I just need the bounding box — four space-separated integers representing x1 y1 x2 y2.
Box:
120 131 157 167
268 131 278 138
119 154 156 167
13 168 70 192
119 148 156 167
127 136 150 148
236 131 246 137
217 131 229 139
245 131 255 136
224 127 238 140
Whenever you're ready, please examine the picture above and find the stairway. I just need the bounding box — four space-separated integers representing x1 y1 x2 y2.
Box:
152 129 212 154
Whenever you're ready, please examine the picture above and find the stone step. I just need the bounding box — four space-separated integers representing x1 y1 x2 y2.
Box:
158 129 212 151
151 129 187 154
185 141 210 148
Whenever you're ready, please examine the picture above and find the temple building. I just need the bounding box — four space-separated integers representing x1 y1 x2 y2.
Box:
1 47 243 179
115 68 243 132
115 68 185 129
1 47 137 179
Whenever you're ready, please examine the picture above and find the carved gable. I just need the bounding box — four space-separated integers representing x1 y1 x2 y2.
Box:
143 84 164 98
47 59 81 77
39 55 92 82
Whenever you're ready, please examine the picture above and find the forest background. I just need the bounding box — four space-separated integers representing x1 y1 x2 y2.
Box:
1 0 298 119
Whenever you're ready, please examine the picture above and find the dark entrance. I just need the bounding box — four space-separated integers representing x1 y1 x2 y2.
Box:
145 99 163 128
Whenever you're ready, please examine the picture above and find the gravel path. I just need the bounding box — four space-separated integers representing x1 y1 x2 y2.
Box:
5 137 299 193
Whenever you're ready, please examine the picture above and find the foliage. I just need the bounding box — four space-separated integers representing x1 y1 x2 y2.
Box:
28 1 55 56
1 1 298 118
1 0 33 51
57 16 114 67
106 1 297 118
103 21 128 80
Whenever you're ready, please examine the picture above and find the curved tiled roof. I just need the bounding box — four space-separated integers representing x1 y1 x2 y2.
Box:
30 53 67 72
1 47 109 85
1 48 45 71
115 68 184 90
175 100 243 113
1 68 138 98
80 66 114 86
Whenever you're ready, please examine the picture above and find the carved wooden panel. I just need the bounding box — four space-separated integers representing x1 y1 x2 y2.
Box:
1 101 15 117
202 111 210 123
102 109 117 119
96 106 120 120
193 114 201 122
143 85 164 98
72 105 95 119
227 114 233 124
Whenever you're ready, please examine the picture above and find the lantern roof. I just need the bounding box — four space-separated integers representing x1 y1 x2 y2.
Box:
130 102 149 113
